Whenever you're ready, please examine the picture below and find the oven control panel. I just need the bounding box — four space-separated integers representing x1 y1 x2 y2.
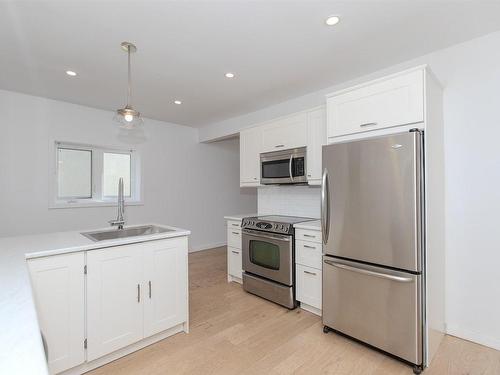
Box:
241 218 292 234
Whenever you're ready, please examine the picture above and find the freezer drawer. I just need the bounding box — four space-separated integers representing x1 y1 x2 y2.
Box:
322 257 422 365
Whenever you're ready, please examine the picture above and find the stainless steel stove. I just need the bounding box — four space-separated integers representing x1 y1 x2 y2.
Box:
241 215 315 309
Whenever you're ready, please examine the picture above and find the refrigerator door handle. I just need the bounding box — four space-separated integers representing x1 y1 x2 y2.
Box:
321 168 330 244
323 259 414 283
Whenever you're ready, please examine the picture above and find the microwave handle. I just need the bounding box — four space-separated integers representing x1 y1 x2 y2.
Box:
289 155 294 182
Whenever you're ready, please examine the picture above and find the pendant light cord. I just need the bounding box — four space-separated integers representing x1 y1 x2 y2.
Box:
127 46 132 107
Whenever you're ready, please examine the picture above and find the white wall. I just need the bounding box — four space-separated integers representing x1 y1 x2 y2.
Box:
0 89 257 251
202 31 500 350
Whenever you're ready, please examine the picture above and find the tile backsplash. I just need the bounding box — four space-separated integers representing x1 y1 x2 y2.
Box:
258 185 321 218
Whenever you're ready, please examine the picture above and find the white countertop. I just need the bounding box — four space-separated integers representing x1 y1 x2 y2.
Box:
224 213 257 222
294 220 321 231
0 223 190 375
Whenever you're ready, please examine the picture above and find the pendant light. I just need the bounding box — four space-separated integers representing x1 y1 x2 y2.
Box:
114 41 143 129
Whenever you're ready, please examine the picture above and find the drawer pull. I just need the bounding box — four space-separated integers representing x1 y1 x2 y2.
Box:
232 231 240 235
275 144 285 148
303 234 316 238
303 245 316 249
360 122 378 128
232 250 239 254
231 223 239 227
304 270 317 276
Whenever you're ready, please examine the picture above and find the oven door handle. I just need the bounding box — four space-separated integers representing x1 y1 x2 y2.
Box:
289 155 294 182
242 229 291 242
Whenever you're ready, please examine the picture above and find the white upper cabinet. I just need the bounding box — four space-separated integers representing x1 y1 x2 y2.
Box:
143 237 188 337
306 106 326 185
240 126 262 186
327 68 424 139
28 253 85 375
86 244 144 361
261 112 307 153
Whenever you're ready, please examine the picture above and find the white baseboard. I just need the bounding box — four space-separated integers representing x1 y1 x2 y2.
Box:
446 324 500 351
189 242 226 253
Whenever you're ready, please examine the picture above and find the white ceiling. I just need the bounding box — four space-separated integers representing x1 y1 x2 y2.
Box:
1 1 500 128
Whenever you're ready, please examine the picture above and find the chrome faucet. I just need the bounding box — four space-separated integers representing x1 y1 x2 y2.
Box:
109 177 125 230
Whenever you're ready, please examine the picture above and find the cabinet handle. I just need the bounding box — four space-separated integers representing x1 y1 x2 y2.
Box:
360 122 378 128
275 144 285 148
137 284 141 303
232 231 240 235
303 234 316 238
303 245 316 249
307 174 312 177
304 270 317 276
232 250 239 254
231 223 239 227
148 281 152 299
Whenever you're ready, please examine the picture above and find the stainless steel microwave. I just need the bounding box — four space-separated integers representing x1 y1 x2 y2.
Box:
260 147 307 184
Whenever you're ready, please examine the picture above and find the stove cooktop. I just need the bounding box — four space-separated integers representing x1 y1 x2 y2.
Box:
241 215 316 235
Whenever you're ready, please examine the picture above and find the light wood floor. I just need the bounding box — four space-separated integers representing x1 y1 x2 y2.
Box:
90 247 500 375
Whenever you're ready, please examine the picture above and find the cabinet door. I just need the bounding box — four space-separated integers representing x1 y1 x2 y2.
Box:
28 253 85 374
306 107 326 185
227 247 242 279
261 113 307 153
87 245 144 361
143 238 188 337
296 264 322 310
327 69 424 138
240 127 262 186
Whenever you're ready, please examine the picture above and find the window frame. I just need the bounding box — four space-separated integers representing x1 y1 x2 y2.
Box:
50 141 143 209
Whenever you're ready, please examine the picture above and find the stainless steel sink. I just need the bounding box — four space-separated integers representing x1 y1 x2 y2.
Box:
81 225 174 242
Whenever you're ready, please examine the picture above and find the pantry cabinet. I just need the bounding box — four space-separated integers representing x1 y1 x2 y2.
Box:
27 253 85 374
240 127 262 186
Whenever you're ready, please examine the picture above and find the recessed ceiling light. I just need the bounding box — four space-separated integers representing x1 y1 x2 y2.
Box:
225 72 235 78
173 100 182 105
66 70 77 76
325 15 340 26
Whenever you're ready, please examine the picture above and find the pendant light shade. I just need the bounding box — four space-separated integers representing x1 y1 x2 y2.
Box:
114 41 143 128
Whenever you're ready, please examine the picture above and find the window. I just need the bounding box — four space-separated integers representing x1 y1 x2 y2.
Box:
51 142 141 208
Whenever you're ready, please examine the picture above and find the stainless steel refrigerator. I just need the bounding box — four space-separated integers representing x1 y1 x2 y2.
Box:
321 130 425 373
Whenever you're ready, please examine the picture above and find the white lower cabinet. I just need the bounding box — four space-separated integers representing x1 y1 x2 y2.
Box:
226 219 243 283
296 264 322 312
228 247 242 280
294 227 322 315
87 244 144 361
143 238 188 337
28 236 189 374
28 253 85 374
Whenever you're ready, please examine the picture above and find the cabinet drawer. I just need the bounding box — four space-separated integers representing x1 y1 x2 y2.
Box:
228 247 242 279
296 240 322 269
295 228 322 244
296 264 322 310
227 219 241 229
227 228 242 249
327 69 424 138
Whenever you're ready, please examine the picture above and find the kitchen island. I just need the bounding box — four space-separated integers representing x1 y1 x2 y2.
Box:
0 224 190 375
